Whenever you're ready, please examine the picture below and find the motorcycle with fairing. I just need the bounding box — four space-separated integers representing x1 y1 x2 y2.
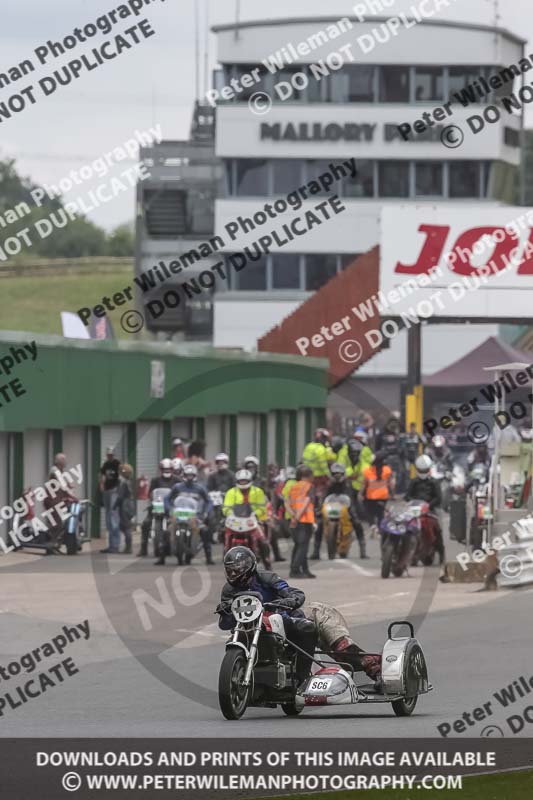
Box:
217 594 431 720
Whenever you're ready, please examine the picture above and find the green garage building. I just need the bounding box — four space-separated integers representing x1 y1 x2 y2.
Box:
0 332 327 540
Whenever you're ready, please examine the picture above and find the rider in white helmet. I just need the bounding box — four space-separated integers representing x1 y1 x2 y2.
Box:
405 454 445 563
207 452 235 494
137 458 174 557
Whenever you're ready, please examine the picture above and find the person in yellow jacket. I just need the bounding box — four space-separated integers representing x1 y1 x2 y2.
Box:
302 428 335 482
222 469 271 567
223 470 268 522
338 437 374 500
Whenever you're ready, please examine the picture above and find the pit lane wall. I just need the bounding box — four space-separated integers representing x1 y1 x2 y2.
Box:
0 332 327 541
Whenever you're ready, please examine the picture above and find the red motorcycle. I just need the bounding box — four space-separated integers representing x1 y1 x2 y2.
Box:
223 503 272 569
410 502 444 566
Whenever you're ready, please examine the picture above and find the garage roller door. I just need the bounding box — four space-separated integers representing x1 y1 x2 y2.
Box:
136 421 162 518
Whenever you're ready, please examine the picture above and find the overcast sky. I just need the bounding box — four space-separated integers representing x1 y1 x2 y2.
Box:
0 0 529 231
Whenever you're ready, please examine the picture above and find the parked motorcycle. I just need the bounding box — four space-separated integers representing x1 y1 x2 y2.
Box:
448 464 467 542
322 493 353 559
171 495 201 566
59 498 92 555
468 463 491 550
379 502 420 578
217 594 432 720
151 487 171 559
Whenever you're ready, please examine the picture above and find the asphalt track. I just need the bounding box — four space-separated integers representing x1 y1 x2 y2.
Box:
1 524 532 740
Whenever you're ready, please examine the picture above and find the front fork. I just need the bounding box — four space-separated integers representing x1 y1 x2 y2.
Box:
242 614 262 687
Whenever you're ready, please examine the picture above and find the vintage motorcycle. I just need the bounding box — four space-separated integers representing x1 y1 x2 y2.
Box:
322 493 353 559
379 502 420 578
224 503 272 569
217 593 431 720
171 495 201 566
430 460 451 511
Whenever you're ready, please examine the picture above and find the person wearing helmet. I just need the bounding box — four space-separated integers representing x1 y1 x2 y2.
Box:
426 435 453 473
278 466 298 533
242 456 285 562
171 458 184 481
301 429 335 492
362 451 393 531
137 458 175 558
216 547 381 686
207 453 235 494
323 462 368 559
172 438 186 459
242 455 266 490
398 423 423 493
405 455 445 564
222 469 272 568
216 547 316 684
330 435 344 456
163 464 214 565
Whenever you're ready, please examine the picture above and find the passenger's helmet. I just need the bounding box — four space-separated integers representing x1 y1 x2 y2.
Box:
330 462 346 482
223 546 257 586
183 464 198 483
159 458 172 478
215 452 229 470
236 469 253 490
171 457 183 477
415 454 433 479
243 455 259 472
284 466 297 480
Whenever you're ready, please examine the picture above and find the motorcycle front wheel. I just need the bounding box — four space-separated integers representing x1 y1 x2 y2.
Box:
175 533 184 566
326 522 337 560
218 650 250 720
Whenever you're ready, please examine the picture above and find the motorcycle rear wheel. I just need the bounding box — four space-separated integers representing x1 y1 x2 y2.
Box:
392 695 418 716
218 650 250 720
381 541 394 578
281 702 303 716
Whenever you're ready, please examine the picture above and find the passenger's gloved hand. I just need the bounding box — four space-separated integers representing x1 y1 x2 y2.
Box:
278 596 300 610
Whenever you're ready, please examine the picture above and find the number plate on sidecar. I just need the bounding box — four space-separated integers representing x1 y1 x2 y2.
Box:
307 677 332 693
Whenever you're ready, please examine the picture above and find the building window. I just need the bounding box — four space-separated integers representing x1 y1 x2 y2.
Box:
305 160 337 194
235 159 268 195
448 66 485 103
274 66 306 101
379 66 410 102
306 65 324 102
414 67 444 102
233 64 269 100
340 254 360 269
271 254 301 289
273 160 302 194
343 160 374 197
234 255 267 290
346 65 375 102
305 254 338 291
379 161 409 197
449 161 479 198
415 162 443 196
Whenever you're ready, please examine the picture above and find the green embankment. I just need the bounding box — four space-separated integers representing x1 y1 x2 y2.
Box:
0 260 134 338
267 769 533 800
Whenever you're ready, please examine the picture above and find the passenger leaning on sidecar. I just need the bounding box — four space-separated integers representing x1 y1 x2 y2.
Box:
215 547 381 685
